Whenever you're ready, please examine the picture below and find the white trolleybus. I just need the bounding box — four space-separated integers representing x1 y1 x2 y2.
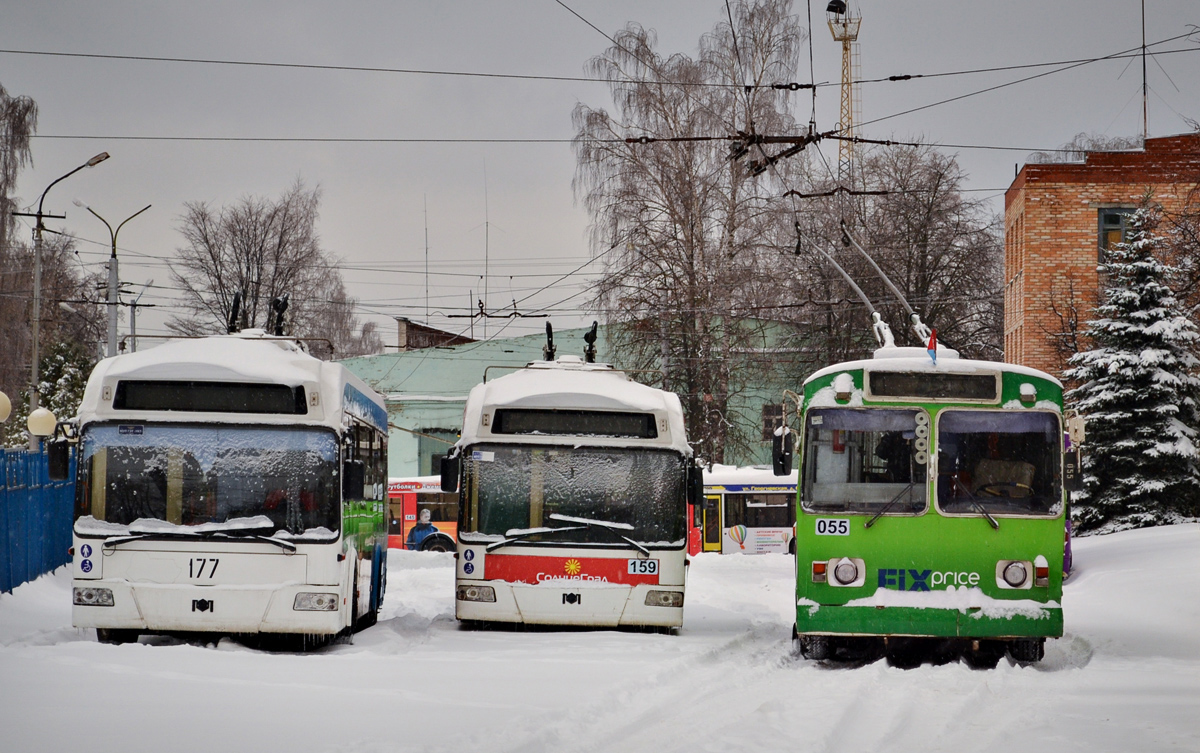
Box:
442 351 703 630
65 331 390 649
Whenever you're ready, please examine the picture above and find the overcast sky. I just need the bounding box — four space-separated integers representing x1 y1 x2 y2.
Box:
4 1 1197 351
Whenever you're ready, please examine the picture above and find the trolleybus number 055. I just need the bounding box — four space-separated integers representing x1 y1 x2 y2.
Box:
627 559 659 575
815 519 851 536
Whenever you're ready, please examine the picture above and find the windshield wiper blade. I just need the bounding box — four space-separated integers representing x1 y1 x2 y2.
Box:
103 531 298 551
952 476 1001 530
864 482 917 529
486 526 586 552
548 514 650 556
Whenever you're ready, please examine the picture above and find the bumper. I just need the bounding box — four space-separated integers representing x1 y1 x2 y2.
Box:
72 580 349 635
456 580 683 628
795 603 1063 639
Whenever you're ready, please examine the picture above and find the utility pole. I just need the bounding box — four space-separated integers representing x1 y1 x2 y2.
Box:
127 280 154 353
12 152 109 449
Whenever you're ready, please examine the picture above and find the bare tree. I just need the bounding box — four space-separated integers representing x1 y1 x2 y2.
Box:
1 82 37 252
573 0 805 463
168 180 382 358
1027 132 1143 164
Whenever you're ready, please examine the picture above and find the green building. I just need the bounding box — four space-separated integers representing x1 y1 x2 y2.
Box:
340 322 803 477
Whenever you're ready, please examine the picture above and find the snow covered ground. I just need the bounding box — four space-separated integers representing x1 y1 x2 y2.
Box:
1 524 1197 753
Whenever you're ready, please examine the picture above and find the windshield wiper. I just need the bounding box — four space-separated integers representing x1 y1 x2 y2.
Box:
548 514 650 556
486 525 587 552
951 476 1001 530
102 531 298 552
863 482 917 529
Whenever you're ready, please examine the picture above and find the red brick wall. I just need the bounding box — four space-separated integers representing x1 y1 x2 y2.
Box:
1003 133 1200 378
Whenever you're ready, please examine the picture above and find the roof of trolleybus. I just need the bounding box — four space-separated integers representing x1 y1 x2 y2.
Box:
704 464 797 490
803 346 1063 395
458 356 691 455
76 330 387 432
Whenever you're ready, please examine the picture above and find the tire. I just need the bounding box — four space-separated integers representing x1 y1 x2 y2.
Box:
1008 637 1045 663
799 634 831 660
420 534 455 553
96 628 140 645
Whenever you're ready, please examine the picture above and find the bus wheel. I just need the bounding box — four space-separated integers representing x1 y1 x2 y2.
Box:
1008 638 1045 663
96 629 140 645
799 634 830 661
420 534 455 553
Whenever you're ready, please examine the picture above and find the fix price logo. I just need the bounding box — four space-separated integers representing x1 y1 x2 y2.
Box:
877 568 980 591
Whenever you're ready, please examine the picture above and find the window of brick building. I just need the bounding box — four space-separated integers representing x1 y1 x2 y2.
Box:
762 403 784 441
1098 208 1135 259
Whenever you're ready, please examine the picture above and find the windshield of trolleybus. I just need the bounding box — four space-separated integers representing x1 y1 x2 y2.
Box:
936 410 1062 516
75 424 340 536
802 408 927 515
459 444 686 545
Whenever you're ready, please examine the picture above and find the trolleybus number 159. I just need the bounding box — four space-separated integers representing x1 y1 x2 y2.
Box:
628 559 659 575
814 519 851 536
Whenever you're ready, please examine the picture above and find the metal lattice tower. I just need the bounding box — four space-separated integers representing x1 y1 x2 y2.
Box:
827 2 861 185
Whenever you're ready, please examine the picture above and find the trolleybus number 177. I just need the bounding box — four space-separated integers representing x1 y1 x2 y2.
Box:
628 559 659 575
189 558 220 579
814 519 851 536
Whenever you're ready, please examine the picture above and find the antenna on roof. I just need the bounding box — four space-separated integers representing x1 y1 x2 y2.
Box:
839 220 932 342
543 322 557 361
583 321 598 363
227 292 242 334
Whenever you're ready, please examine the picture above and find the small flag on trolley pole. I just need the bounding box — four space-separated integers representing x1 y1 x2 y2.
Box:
927 329 938 363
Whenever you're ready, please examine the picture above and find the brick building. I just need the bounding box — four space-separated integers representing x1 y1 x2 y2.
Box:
1003 133 1200 377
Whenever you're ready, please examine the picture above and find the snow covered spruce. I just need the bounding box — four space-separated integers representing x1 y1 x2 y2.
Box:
1066 205 1200 533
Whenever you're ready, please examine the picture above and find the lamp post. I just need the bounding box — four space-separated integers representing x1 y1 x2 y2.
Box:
75 200 150 358
12 152 109 449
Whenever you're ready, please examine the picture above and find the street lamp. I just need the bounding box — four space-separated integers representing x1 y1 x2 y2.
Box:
74 200 151 357
12 151 109 449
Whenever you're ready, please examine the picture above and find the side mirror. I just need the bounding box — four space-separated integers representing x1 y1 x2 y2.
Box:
687 463 704 508
1063 449 1083 493
1066 415 1086 447
343 459 365 501
440 452 460 493
47 440 71 481
772 427 794 476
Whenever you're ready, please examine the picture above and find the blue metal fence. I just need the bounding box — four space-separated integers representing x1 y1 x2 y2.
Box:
1 447 75 593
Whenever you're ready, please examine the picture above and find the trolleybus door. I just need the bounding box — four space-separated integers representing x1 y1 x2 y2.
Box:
702 494 722 552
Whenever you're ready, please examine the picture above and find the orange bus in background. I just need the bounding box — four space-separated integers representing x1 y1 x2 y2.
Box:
387 477 457 552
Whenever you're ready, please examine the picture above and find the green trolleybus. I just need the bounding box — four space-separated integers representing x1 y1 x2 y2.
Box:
786 344 1069 666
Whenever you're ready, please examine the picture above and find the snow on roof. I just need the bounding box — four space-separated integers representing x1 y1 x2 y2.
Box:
79 331 386 429
93 331 319 387
804 346 1062 388
704 463 797 487
458 358 690 454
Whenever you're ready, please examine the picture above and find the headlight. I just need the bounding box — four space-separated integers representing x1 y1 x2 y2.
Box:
293 592 339 611
1002 561 1028 588
833 559 859 585
456 585 496 603
73 587 114 607
645 590 684 608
